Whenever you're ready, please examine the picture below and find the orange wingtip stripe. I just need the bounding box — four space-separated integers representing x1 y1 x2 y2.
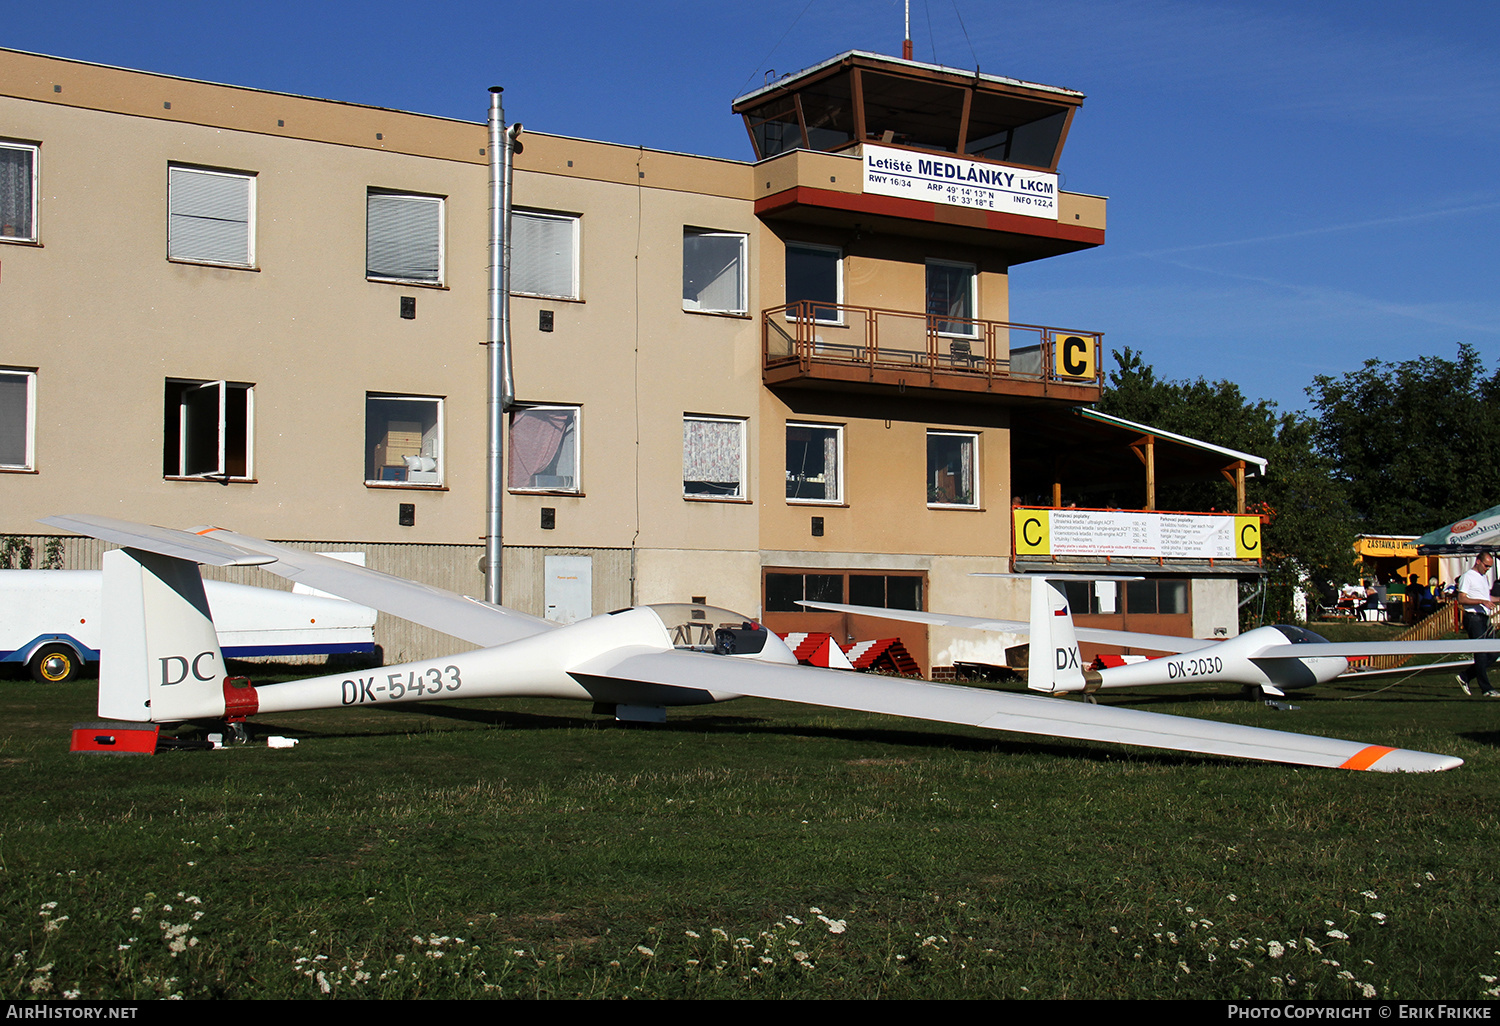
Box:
193 528 220 535
1340 745 1396 771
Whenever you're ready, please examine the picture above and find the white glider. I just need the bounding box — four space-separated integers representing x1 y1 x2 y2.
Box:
42 515 1465 772
801 576 1500 698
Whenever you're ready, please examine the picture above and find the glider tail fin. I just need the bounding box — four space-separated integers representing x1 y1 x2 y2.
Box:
1026 578 1089 694
100 548 229 723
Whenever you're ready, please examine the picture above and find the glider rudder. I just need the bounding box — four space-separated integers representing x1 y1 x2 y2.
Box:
99 548 228 723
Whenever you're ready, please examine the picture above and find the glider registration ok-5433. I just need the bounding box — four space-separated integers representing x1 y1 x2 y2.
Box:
42 515 1464 773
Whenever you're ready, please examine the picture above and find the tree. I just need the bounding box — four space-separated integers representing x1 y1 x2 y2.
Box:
1306 344 1500 535
1099 348 1357 622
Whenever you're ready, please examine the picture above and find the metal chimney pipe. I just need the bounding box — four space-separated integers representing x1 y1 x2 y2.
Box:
484 86 507 605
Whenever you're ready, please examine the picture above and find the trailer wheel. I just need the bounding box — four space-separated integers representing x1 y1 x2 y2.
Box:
29 645 81 684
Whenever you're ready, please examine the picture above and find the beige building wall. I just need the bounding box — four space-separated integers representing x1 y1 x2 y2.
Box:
1 48 1115 668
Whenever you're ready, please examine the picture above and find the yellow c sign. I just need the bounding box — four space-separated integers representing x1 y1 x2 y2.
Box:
1014 509 1050 555
1235 516 1262 558
1054 334 1097 379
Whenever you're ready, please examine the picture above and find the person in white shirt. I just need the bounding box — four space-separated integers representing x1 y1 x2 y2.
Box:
1456 550 1498 697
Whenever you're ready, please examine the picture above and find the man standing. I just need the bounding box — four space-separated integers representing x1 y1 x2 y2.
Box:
1456 550 1498 697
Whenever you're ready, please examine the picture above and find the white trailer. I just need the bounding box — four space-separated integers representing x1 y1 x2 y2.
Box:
0 570 377 682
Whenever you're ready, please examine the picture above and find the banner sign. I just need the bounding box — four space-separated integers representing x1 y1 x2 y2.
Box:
863 144 1058 220
1013 509 1262 561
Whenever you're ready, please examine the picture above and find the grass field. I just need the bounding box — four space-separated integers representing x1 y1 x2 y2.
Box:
3 648 1500 1000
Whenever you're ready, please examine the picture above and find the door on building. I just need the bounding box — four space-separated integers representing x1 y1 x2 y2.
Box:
544 555 593 625
761 568 929 675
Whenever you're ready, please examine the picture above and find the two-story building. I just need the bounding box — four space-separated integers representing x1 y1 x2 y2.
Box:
0 46 1257 669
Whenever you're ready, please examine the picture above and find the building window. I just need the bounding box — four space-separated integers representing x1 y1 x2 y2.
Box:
365 394 443 485
367 191 444 284
1125 578 1189 615
765 571 845 611
0 368 36 471
683 416 746 498
785 242 841 322
0 142 38 243
163 379 253 480
927 430 977 507
786 422 842 503
848 573 924 611
168 166 254 267
765 570 924 612
512 210 579 299
509 405 579 492
926 259 976 336
683 228 746 314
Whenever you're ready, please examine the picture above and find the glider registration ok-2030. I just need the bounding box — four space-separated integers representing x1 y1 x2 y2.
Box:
800 573 1500 699
42 515 1467 773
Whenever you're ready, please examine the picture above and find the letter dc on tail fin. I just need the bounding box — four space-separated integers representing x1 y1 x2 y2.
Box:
99 548 229 722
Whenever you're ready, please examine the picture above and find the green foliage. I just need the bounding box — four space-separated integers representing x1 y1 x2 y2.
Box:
1307 344 1500 535
0 537 65 570
1098 348 1357 616
0 536 34 570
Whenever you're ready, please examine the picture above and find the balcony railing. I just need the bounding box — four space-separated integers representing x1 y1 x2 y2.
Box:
763 302 1103 399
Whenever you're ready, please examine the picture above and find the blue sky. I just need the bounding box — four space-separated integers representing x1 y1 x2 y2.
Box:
8 0 1498 412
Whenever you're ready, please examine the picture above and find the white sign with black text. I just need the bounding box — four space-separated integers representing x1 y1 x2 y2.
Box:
862 144 1058 220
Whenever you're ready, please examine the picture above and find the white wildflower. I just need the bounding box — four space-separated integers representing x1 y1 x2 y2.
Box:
636 946 654 957
1268 941 1285 958
1327 929 1349 940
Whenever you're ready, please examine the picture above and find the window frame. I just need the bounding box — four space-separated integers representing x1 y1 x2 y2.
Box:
163 378 255 482
366 190 446 286
682 414 748 501
364 393 445 488
0 140 39 244
167 165 256 269
0 367 37 472
926 429 980 509
682 227 748 315
511 209 580 300
925 258 978 338
784 241 843 324
785 420 844 505
508 404 582 494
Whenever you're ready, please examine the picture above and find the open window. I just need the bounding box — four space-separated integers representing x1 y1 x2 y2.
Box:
786 422 842 503
512 210 579 299
785 242 842 323
927 430 978 508
366 191 444 284
163 379 253 480
0 368 36 471
168 166 255 267
0 141 38 243
509 405 580 492
365 394 443 485
683 415 747 499
683 228 747 314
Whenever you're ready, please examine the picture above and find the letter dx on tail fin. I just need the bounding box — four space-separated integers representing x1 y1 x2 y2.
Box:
100 548 226 723
1027 577 1086 693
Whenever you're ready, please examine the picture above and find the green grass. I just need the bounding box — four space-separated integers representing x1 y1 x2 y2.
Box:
3 663 1500 999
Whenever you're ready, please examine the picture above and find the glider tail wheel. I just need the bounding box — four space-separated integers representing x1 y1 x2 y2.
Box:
29 644 82 684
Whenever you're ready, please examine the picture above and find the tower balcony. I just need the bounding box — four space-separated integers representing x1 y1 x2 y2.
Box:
762 302 1103 405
